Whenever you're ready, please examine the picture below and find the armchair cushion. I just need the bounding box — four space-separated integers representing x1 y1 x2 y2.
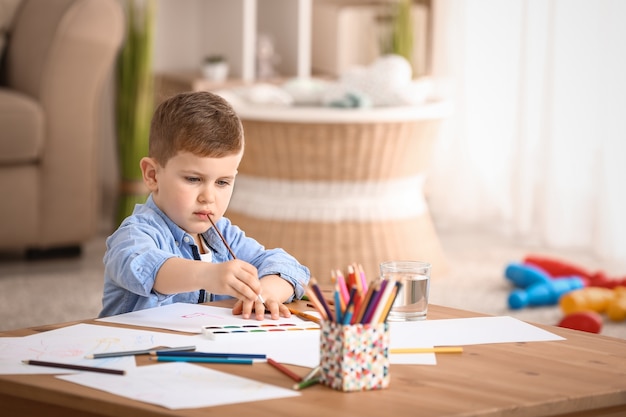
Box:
0 88 43 163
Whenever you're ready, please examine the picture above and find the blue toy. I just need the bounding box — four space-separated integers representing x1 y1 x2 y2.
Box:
505 262 585 309
508 277 585 309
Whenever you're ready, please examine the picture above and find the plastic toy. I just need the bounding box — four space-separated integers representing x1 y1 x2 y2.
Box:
524 254 626 288
508 277 584 309
505 262 585 309
560 286 626 322
558 311 603 334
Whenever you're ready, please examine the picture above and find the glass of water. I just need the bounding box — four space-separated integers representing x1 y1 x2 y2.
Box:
380 260 431 321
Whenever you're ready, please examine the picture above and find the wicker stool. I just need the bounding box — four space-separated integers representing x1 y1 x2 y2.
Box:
222 95 449 283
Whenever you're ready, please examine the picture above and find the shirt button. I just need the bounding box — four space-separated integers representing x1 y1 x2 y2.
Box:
183 236 191 243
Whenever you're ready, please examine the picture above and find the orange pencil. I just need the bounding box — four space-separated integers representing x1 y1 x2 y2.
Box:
288 307 321 324
305 285 328 321
348 264 362 293
353 281 376 324
357 263 369 293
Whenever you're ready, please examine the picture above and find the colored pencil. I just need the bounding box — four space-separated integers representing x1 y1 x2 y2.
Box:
390 347 464 354
334 288 343 323
287 307 321 324
149 356 253 365
341 287 357 325
22 360 125 375
150 351 266 359
85 345 196 359
207 213 266 306
334 270 350 307
353 282 375 324
360 281 383 324
293 377 320 390
357 263 368 293
380 281 403 323
369 279 395 324
301 365 320 382
305 286 328 320
267 357 302 382
310 278 334 320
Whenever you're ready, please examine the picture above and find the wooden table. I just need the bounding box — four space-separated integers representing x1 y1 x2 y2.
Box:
1 303 626 417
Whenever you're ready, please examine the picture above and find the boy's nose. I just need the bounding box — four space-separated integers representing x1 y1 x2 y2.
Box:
198 186 215 203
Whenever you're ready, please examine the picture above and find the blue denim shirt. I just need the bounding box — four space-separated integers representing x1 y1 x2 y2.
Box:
100 195 310 317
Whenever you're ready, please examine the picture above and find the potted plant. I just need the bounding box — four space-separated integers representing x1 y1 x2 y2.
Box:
202 54 229 82
115 0 156 225
377 0 414 70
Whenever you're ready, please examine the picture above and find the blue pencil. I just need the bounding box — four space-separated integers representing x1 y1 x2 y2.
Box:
334 289 343 323
151 351 266 359
150 356 253 365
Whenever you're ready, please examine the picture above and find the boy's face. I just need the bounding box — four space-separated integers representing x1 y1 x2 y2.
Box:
142 150 243 235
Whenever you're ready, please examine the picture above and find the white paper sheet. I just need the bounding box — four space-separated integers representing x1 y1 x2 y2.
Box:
389 316 565 347
0 323 193 374
97 303 316 333
57 362 300 409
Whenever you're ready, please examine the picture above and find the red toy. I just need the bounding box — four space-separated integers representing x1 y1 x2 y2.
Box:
558 311 603 334
516 254 626 334
524 254 626 288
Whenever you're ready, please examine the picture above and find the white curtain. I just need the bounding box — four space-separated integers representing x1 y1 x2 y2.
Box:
427 0 626 263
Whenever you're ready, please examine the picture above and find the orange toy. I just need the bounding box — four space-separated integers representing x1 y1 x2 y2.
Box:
559 286 626 322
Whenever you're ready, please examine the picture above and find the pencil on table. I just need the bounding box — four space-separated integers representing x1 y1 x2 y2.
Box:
150 356 253 365
267 358 302 382
301 365 320 382
293 376 320 390
150 351 266 359
22 360 125 375
287 307 321 324
85 345 196 359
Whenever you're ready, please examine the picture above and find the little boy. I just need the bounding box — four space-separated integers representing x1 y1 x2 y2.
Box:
100 91 310 320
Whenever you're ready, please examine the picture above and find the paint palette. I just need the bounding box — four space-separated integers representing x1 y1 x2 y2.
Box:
201 322 320 340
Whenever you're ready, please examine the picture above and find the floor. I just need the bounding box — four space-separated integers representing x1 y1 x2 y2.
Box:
1 227 625 340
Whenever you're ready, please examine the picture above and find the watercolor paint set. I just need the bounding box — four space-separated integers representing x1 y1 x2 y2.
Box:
201 322 320 340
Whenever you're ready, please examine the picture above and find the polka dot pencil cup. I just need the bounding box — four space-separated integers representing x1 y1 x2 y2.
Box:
319 321 390 392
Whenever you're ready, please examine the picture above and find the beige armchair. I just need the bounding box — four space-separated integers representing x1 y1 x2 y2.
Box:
0 0 124 255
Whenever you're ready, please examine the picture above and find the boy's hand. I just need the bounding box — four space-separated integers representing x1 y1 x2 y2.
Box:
232 274 295 320
210 260 261 303
232 296 291 320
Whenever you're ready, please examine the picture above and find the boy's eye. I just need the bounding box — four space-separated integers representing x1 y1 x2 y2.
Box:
217 179 231 187
185 176 201 183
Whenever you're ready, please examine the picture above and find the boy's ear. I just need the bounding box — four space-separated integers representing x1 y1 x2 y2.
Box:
140 157 159 192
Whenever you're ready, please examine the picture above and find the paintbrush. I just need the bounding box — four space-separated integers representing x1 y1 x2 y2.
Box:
207 214 266 306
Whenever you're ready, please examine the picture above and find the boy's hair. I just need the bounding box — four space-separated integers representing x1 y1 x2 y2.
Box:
148 91 244 165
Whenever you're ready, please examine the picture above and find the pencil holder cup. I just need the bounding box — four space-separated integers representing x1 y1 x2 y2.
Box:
319 321 390 392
